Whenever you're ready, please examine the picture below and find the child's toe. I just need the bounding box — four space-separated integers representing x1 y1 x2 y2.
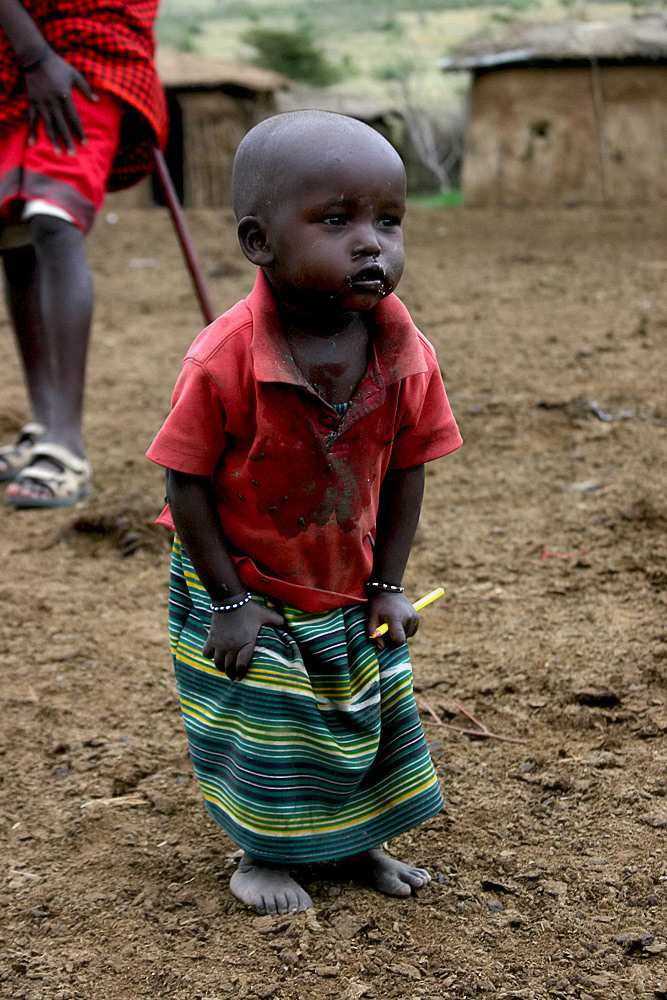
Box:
274 892 290 914
406 866 431 887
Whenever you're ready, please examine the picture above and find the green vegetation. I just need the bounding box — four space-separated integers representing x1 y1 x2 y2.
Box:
242 27 348 85
373 59 413 82
155 10 202 52
156 0 637 103
409 189 463 207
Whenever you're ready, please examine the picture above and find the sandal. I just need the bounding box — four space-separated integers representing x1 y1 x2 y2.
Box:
0 422 46 482
4 442 92 509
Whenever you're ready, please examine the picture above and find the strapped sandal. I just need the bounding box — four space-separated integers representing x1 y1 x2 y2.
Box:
4 442 92 509
0 422 46 482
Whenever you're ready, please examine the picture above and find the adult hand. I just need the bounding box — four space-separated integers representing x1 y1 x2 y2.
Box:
367 591 419 650
203 599 285 682
24 47 97 153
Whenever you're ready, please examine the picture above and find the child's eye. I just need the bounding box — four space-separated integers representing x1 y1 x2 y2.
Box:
321 214 347 226
379 215 401 228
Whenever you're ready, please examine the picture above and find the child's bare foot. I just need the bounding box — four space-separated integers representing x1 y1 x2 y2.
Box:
349 847 431 897
229 852 313 914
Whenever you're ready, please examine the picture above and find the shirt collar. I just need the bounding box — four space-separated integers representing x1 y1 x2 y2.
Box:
246 269 429 388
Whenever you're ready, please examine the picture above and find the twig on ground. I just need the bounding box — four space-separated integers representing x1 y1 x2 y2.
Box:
416 694 527 745
80 793 149 810
446 694 488 733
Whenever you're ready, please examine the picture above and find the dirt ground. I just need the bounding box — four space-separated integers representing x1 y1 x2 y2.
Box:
1 203 665 1000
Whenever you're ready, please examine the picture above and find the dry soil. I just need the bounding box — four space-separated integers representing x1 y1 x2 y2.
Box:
1 203 665 1000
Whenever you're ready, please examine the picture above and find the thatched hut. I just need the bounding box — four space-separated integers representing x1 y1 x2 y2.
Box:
111 49 289 209
441 16 667 207
156 49 289 207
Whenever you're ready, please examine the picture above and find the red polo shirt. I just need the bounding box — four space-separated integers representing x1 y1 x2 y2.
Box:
147 270 462 612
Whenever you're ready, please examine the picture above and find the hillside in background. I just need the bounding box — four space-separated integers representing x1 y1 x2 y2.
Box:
156 0 637 112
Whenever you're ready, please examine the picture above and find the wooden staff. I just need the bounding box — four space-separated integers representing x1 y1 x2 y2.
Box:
152 147 216 326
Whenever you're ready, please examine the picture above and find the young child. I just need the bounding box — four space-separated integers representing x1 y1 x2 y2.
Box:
147 110 462 915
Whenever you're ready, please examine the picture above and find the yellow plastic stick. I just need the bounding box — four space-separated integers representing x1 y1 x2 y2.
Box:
370 587 445 639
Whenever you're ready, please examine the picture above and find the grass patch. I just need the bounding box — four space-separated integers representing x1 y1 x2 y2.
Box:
409 190 463 207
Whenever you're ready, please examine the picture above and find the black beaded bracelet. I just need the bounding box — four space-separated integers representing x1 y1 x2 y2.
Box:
22 45 51 73
365 580 405 594
209 593 252 613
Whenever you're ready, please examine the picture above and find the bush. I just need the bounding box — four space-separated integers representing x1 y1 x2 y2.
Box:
374 59 413 82
155 12 202 52
242 27 345 87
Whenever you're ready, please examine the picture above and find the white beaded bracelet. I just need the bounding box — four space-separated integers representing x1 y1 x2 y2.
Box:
365 580 405 594
209 593 252 613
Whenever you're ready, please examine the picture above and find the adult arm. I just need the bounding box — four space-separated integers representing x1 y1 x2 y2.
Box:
166 469 284 681
367 464 425 649
0 0 96 152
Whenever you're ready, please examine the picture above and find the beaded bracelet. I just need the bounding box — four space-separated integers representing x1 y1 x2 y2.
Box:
22 45 51 73
365 580 405 594
209 593 252 613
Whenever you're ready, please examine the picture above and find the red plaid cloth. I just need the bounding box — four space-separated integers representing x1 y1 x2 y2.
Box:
0 1 167 191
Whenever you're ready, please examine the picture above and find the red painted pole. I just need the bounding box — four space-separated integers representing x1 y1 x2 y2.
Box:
152 147 217 326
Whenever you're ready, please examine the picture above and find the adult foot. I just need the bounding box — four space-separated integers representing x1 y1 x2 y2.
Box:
4 442 91 508
229 853 313 915
349 847 431 897
0 423 45 481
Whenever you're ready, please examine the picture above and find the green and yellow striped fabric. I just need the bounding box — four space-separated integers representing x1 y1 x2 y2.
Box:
168 538 443 863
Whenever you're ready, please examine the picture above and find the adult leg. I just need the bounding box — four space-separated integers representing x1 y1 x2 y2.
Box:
29 213 92 458
0 242 49 478
1 242 51 429
5 214 93 502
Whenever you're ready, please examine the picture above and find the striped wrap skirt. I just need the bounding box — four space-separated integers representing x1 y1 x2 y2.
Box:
169 538 444 864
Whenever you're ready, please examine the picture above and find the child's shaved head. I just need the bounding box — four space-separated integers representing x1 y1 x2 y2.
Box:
231 110 404 221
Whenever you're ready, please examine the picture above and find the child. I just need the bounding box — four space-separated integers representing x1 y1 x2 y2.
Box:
147 110 462 915
0 0 166 507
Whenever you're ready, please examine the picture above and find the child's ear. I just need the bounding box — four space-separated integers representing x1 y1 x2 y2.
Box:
237 216 274 266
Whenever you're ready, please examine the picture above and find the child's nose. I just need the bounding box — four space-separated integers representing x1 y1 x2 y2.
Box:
351 223 381 258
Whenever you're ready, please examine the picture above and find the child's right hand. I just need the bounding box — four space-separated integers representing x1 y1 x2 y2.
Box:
202 599 285 681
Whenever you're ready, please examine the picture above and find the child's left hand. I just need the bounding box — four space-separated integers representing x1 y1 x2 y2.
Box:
367 591 419 650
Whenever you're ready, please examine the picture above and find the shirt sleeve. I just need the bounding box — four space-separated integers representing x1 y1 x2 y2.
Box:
146 358 227 475
388 344 462 470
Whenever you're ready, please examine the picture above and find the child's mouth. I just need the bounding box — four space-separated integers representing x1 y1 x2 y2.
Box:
345 265 387 294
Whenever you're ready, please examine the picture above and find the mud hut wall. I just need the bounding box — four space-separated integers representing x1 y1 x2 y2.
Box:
597 65 667 204
178 91 275 208
461 65 666 206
